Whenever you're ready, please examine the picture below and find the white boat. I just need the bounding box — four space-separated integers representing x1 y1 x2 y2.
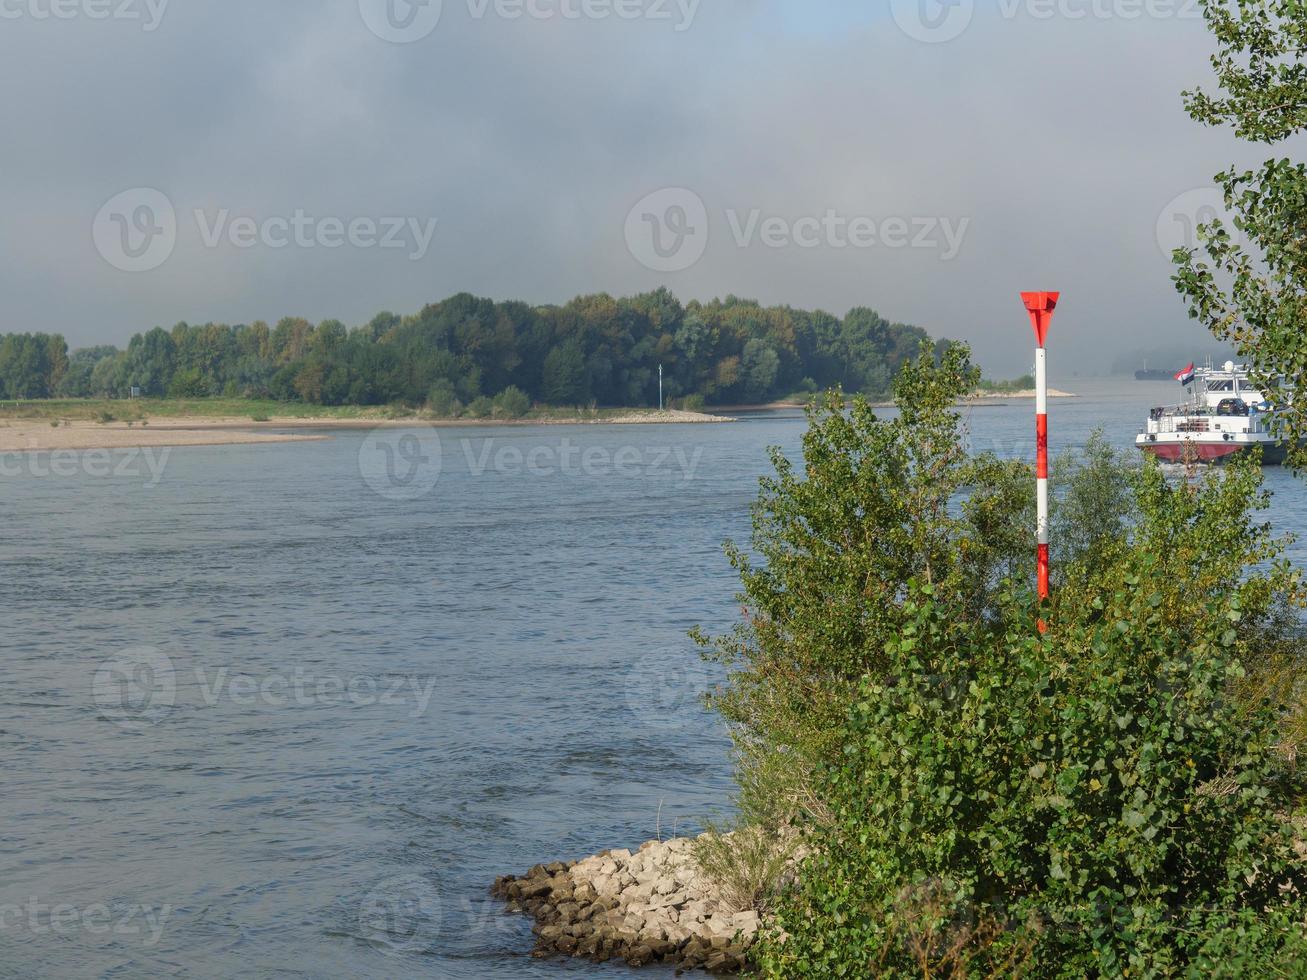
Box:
1136 361 1294 464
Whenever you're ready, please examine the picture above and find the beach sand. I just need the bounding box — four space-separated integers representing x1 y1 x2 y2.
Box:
0 420 330 453
0 410 733 453
967 388 1077 401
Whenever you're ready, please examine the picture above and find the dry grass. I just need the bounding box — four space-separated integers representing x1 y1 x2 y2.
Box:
691 824 801 915
874 882 1041 979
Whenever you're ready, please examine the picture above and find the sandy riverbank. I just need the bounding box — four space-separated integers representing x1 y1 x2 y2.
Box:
0 410 733 453
0 420 328 453
968 388 1077 401
127 410 734 429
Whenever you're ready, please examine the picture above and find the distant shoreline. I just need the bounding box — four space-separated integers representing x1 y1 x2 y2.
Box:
718 389 1080 412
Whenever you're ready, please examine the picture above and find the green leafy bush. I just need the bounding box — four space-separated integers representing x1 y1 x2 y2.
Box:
752 457 1307 977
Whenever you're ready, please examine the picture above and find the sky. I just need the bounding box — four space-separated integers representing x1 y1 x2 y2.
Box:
0 0 1279 376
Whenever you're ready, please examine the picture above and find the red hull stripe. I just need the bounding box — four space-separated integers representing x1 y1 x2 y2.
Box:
1142 443 1244 462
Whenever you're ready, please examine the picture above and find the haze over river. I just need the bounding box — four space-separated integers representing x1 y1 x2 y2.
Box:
2 379 1302 978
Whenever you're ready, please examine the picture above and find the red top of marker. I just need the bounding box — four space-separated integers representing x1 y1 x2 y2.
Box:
1021 292 1059 348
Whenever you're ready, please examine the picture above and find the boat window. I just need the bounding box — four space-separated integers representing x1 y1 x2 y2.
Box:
1207 380 1234 391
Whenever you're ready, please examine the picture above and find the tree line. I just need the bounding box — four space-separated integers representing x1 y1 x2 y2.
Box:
0 290 944 409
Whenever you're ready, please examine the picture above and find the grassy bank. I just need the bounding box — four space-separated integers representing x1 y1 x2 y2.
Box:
0 397 729 425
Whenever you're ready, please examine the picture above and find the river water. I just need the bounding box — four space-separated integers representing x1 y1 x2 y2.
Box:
2 378 1302 978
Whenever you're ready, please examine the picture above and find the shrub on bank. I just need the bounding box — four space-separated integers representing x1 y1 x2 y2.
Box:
493 385 531 419
466 396 494 419
700 343 1307 974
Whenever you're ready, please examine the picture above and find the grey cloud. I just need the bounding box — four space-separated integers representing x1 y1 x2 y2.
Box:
0 2 1271 376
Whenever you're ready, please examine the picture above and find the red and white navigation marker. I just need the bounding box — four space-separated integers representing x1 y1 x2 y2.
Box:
1021 291 1059 627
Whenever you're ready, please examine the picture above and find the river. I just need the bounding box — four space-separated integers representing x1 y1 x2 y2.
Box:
2 377 1302 978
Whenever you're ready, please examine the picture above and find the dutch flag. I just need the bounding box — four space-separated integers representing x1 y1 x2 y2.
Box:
1175 363 1196 386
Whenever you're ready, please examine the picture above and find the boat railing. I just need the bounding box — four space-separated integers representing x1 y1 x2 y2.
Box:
1145 413 1270 435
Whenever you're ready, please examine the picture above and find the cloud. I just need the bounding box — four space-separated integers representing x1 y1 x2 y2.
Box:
0 0 1270 374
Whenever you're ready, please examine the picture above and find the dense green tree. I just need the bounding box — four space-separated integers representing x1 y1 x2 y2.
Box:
123 327 176 396
0 292 948 407
740 339 781 402
542 341 589 405
0 333 64 398
1172 0 1307 465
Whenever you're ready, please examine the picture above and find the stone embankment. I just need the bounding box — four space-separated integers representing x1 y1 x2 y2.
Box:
492 836 760 974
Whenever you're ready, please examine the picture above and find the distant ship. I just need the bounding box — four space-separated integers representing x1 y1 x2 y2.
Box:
1134 360 1173 381
1136 361 1296 464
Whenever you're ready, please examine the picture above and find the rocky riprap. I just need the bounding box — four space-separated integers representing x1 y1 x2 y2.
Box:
491 836 760 974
